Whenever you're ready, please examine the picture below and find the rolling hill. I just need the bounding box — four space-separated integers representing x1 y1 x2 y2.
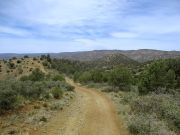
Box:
0 57 48 80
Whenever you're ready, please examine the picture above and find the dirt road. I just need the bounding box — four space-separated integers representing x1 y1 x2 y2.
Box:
31 79 128 135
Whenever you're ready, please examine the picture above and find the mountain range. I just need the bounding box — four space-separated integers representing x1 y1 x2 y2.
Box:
0 49 180 62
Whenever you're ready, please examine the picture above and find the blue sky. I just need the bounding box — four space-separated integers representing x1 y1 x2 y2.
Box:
0 0 180 53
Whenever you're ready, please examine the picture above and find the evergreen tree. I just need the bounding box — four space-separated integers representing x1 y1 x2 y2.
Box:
109 67 132 91
166 69 177 89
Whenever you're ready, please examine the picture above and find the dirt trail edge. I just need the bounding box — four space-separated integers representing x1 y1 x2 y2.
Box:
31 78 129 135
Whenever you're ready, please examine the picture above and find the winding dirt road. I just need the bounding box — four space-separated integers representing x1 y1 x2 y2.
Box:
31 79 128 135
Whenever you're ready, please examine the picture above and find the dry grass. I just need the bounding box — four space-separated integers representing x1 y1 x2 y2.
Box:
0 58 48 80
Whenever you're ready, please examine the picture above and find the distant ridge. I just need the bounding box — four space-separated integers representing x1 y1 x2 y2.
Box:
0 49 180 62
52 49 180 62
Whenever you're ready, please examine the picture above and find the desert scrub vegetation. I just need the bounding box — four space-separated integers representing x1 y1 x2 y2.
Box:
74 58 180 135
52 74 65 81
0 80 74 114
138 59 180 95
0 57 50 81
118 92 178 134
130 94 180 133
20 68 45 81
105 90 179 135
114 59 180 135
51 87 63 99
74 66 133 92
0 68 74 114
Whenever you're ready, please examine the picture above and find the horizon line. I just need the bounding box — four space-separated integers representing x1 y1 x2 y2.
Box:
0 49 179 54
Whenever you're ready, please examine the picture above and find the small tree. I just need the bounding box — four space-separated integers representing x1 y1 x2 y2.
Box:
166 69 177 89
73 72 81 82
47 54 51 63
40 55 46 60
91 69 103 83
138 59 180 94
79 71 92 83
24 55 29 58
109 67 132 91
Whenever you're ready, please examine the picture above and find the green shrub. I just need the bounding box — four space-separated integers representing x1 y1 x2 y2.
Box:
20 68 45 81
78 71 92 83
138 59 180 94
0 80 72 113
20 76 29 81
16 60 21 64
7 62 15 69
6 70 10 73
121 90 138 104
40 116 47 122
52 74 65 81
51 87 63 99
24 55 29 58
109 67 133 91
0 88 17 111
33 57 37 61
65 85 75 91
3 60 7 63
128 114 174 135
42 61 49 67
131 94 180 133
91 69 103 83
14 95 25 107
12 57 17 60
46 54 51 63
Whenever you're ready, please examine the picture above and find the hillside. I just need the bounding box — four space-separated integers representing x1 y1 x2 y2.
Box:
0 57 48 80
89 53 139 68
56 50 180 62
119 49 180 62
53 50 118 61
0 56 76 135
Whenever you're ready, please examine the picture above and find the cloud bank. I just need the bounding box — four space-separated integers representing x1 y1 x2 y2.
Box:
0 0 180 52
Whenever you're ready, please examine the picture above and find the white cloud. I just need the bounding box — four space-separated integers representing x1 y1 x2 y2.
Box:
0 25 31 36
1 0 126 26
111 32 139 38
74 39 95 45
126 14 180 35
0 0 180 52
